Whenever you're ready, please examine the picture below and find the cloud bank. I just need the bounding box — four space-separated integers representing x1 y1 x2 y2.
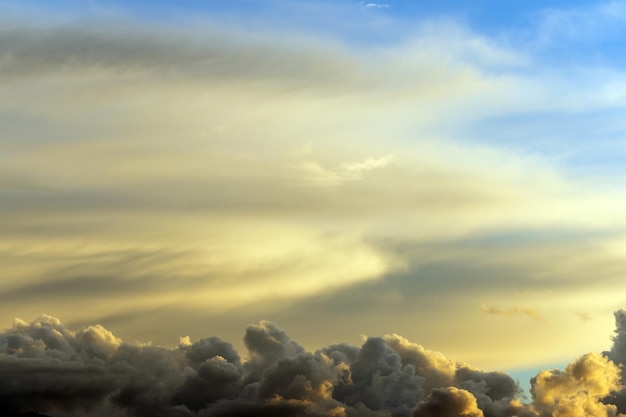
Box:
2 311 626 417
5 0 626 376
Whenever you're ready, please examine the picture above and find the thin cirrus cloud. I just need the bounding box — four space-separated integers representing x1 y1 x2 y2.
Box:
480 305 543 321
363 2 390 8
3 0 626 385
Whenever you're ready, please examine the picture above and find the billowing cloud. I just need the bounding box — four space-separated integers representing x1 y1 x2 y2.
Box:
412 387 483 417
530 352 622 417
1 311 626 416
608 309 626 366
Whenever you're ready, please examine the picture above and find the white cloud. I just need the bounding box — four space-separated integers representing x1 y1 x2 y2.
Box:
364 2 390 9
340 155 393 179
4 4 626 371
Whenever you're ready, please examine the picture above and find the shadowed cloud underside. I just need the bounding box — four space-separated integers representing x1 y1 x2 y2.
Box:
2 311 626 416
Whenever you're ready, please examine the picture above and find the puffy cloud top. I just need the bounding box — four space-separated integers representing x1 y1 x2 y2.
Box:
2 313 626 417
413 387 484 417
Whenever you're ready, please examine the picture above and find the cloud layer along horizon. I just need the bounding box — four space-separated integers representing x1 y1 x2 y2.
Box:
3 310 626 417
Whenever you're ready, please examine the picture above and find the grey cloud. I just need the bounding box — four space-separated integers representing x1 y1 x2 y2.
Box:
4 313 626 417
267 260 554 324
330 336 424 414
0 25 196 75
265 233 623 329
256 353 337 401
184 336 241 367
0 316 121 413
455 368 519 403
172 357 242 412
0 21 362 94
413 387 484 417
0 247 217 312
243 320 305 383
0 273 161 303
383 334 456 393
197 400 307 417
320 343 361 367
455 368 519 417
607 308 626 366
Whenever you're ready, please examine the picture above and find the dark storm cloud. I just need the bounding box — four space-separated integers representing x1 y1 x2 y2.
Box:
185 336 242 367
599 309 626 415
607 309 626 366
412 387 483 417
3 312 626 417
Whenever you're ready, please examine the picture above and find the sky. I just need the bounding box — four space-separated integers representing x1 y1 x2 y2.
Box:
3 0 626 415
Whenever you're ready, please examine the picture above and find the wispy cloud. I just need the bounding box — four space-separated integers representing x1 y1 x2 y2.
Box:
3 1 626 372
481 304 544 321
536 0 626 44
340 155 393 179
363 2 390 8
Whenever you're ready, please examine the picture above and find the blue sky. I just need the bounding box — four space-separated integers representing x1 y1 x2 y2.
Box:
3 1 626 414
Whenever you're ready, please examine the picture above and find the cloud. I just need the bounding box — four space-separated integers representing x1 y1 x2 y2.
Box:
608 309 626 366
363 3 390 9
480 305 543 321
340 155 394 180
5 1 626 379
413 387 484 417
297 155 394 186
4 311 626 417
530 352 622 417
535 1 626 45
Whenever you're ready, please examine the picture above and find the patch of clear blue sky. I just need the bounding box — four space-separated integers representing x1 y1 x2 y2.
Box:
506 362 568 399
452 108 626 177
0 0 603 37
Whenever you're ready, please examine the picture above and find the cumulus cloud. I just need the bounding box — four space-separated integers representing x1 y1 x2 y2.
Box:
2 311 626 417
600 309 626 415
530 352 622 417
413 387 484 417
608 309 626 366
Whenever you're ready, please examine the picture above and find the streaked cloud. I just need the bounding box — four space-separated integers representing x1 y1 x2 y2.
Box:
480 305 543 321
363 2 390 9
3 0 626 374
